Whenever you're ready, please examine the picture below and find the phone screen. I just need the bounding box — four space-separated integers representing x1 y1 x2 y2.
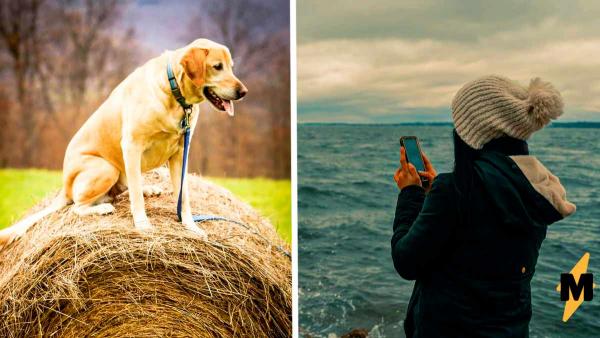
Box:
403 138 426 172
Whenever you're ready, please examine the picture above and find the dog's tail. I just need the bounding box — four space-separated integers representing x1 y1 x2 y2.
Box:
0 189 70 247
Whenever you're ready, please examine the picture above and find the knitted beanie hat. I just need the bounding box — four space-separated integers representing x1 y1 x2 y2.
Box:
452 75 564 149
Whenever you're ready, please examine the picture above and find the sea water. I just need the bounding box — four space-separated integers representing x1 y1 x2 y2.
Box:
299 124 600 337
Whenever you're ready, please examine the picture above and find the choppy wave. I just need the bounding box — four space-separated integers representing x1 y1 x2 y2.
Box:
299 124 600 337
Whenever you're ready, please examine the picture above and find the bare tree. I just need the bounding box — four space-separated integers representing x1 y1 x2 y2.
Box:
183 0 291 178
0 0 44 105
0 0 46 164
54 0 120 116
0 0 139 168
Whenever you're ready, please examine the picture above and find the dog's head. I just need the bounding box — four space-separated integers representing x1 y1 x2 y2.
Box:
180 39 247 116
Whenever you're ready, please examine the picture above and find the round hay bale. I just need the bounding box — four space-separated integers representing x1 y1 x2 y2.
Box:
0 169 291 337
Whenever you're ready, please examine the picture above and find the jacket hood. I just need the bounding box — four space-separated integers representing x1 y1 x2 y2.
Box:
474 151 575 228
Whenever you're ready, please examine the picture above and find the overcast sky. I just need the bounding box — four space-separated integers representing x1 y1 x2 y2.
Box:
122 0 289 66
298 0 600 123
121 0 192 54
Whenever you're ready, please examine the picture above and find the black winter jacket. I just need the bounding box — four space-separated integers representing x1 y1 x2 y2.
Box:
391 148 574 338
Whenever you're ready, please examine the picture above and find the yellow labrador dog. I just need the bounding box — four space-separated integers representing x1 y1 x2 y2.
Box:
0 39 247 246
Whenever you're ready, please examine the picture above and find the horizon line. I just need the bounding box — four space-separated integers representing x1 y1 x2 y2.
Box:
298 120 600 125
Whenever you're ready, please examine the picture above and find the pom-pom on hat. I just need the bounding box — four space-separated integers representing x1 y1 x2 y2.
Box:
452 75 564 149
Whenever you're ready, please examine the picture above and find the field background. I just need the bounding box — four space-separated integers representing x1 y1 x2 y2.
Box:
0 1 291 243
0 0 290 179
0 169 290 243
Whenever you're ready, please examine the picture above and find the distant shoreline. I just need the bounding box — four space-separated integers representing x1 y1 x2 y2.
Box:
299 121 600 128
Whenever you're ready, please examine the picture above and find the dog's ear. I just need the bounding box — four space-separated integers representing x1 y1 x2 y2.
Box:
180 47 209 87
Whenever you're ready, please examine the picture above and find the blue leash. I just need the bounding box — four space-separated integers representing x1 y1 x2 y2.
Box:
166 63 290 259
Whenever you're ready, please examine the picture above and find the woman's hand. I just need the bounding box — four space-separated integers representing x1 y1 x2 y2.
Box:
394 147 437 192
419 151 437 192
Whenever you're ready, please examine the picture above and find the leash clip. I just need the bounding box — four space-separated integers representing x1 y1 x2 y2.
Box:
181 107 192 131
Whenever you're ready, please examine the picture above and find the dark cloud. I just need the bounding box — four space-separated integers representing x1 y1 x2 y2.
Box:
299 0 600 43
298 0 600 122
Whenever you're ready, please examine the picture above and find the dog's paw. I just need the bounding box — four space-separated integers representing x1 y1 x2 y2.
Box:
134 217 154 231
143 185 163 197
184 222 208 240
73 203 115 216
95 203 115 215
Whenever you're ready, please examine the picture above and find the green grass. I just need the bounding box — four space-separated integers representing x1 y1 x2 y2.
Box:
0 169 62 228
210 178 291 243
0 169 291 244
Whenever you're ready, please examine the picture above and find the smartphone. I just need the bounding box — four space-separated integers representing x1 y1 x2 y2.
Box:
399 136 428 185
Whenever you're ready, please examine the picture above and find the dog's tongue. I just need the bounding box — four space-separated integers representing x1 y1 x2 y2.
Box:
222 100 234 116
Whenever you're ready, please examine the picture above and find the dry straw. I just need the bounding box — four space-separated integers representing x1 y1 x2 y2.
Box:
0 169 291 337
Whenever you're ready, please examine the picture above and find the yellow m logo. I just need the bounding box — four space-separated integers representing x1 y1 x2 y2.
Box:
555 252 595 322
